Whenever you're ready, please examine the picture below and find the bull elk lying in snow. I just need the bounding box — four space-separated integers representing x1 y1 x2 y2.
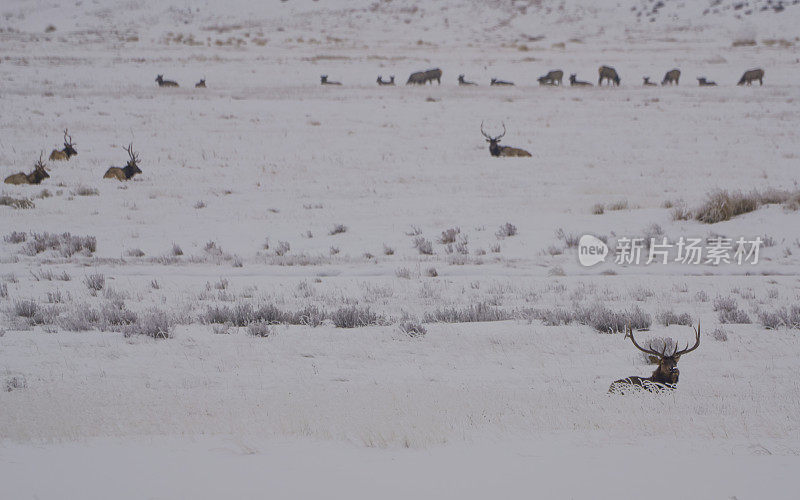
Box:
377 75 395 86
156 75 179 87
738 68 764 86
406 68 442 85
538 69 564 86
481 122 531 157
195 78 206 88
642 77 657 86
103 144 142 181
662 68 681 85
49 128 78 161
598 65 621 86
608 323 700 394
4 153 50 185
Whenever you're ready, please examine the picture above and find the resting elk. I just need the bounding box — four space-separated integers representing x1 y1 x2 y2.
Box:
4 153 49 185
608 323 700 394
49 129 78 161
320 75 342 85
458 74 477 86
480 122 531 157
156 74 179 87
195 78 206 88
490 78 514 86
642 76 657 86
697 77 717 86
103 144 142 181
569 74 592 87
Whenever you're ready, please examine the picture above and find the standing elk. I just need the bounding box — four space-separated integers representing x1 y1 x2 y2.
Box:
608 323 700 394
103 144 142 181
537 76 556 86
642 76 657 86
4 153 50 185
156 74 179 87
539 69 564 86
490 78 514 86
377 75 395 86
458 74 477 86
195 78 206 88
569 74 592 86
697 77 717 86
598 65 621 86
738 68 764 86
480 122 531 157
662 68 681 85
320 75 342 85
406 68 442 85
49 129 78 161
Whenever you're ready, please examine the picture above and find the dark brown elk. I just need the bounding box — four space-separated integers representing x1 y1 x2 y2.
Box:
49 129 78 161
195 78 206 88
377 75 395 86
4 153 50 185
642 76 657 86
662 68 681 85
406 68 442 85
697 77 717 86
738 68 764 86
490 78 514 86
481 122 531 157
320 75 342 85
569 74 592 87
458 74 477 86
539 69 564 86
156 75 179 87
103 144 142 181
608 323 700 394
598 65 620 86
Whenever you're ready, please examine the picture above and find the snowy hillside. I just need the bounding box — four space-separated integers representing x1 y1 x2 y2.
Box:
2 0 800 499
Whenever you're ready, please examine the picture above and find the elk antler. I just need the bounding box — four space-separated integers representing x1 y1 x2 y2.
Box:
674 322 701 357
64 128 74 146
480 121 492 140
627 323 666 358
497 122 507 140
124 143 139 164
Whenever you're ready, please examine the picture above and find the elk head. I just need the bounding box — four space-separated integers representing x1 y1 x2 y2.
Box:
626 322 701 386
30 152 50 183
62 128 77 157
124 143 142 175
481 121 506 157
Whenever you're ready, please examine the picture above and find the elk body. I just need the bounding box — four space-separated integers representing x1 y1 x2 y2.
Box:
642 77 657 86
49 129 78 161
195 78 206 88
738 68 764 86
662 68 681 85
406 68 442 85
481 122 531 157
458 74 477 86
539 69 564 86
156 75 179 87
569 74 592 87
598 65 621 86
377 75 395 86
320 75 342 85
608 324 700 394
697 77 717 86
490 78 514 86
103 144 142 181
4 154 50 185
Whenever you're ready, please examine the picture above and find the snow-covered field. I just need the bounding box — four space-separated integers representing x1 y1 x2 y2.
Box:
2 0 800 498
